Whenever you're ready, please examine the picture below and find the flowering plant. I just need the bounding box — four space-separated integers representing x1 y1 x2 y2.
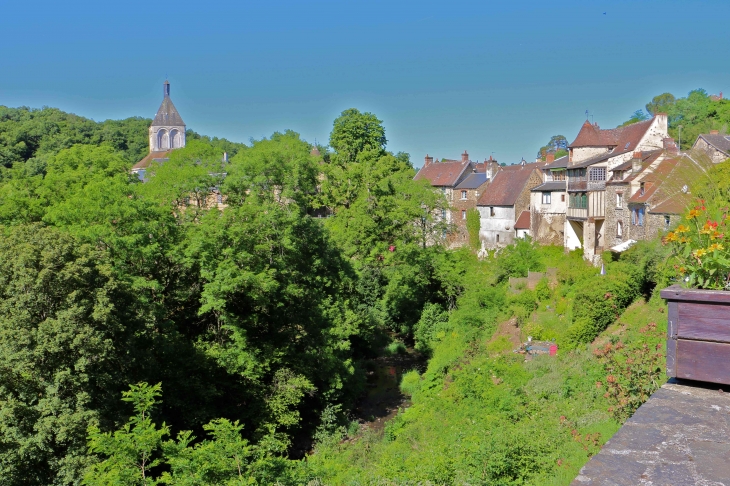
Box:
663 200 730 289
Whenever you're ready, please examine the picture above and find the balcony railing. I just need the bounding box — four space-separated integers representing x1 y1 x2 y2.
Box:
588 181 606 191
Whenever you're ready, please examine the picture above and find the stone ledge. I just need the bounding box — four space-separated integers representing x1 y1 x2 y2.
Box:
572 380 730 485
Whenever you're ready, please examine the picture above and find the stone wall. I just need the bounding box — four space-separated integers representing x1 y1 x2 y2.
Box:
693 137 729 163
571 146 610 163
531 190 567 246
604 183 632 249
478 205 516 248
449 181 489 247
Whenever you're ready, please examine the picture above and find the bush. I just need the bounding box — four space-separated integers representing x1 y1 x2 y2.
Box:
414 303 449 353
535 278 551 301
567 264 642 345
386 340 407 355
400 370 421 396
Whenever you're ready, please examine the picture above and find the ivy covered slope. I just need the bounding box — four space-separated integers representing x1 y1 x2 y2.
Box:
310 241 671 485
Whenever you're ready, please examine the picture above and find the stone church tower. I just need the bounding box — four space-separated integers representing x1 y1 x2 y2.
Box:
132 80 187 178
149 80 186 151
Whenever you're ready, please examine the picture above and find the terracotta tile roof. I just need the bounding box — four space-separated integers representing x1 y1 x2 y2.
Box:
132 150 172 171
610 150 662 172
414 159 471 187
696 134 730 155
514 210 531 229
455 172 488 189
649 196 690 215
477 163 541 206
569 117 654 149
628 157 680 204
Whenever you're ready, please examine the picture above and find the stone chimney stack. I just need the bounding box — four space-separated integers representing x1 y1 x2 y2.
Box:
546 153 555 163
163 80 170 97
424 154 433 167
710 129 720 135
655 112 668 133
632 151 643 172
461 150 469 162
663 138 678 153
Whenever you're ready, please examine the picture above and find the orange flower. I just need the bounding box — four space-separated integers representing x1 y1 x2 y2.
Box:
688 210 701 219
709 243 724 252
693 248 707 258
679 266 687 274
711 231 724 240
664 232 678 243
676 224 690 233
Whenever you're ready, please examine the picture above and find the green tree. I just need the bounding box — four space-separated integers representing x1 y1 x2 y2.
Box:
0 225 144 485
85 383 169 486
620 109 650 127
536 135 568 160
645 92 676 115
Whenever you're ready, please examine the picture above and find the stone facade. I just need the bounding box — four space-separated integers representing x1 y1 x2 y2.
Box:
692 134 730 163
450 178 490 246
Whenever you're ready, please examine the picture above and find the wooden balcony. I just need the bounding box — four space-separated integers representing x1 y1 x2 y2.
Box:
568 180 587 192
588 181 606 191
567 207 588 219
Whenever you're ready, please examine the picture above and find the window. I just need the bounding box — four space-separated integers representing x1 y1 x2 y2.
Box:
490 207 495 217
441 209 447 219
589 167 606 181
640 182 645 196
616 192 622 208
561 194 565 202
617 221 623 237
542 192 551 204
496 234 500 243
665 215 671 229
632 208 645 226
461 210 466 220
461 190 467 200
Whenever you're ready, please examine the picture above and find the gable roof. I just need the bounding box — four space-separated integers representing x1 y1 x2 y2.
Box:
455 172 488 189
545 155 569 169
514 210 531 229
132 150 172 171
477 163 541 206
569 118 654 149
152 96 185 127
414 160 471 187
628 155 699 215
696 133 730 155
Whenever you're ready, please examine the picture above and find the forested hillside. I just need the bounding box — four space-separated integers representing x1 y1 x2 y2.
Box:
0 95 711 485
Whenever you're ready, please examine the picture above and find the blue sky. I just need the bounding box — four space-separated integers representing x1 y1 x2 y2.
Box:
1 0 728 165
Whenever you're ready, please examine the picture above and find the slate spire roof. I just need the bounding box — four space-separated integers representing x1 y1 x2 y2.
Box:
152 81 185 126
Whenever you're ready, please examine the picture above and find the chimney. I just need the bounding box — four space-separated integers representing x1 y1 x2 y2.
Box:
710 129 720 135
632 151 643 172
655 112 668 132
663 137 678 153
163 80 170 97
546 153 555 163
461 150 469 162
424 154 433 166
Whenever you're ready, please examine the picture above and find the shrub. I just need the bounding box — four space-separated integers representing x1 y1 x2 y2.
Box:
567 264 642 345
386 340 407 355
535 277 551 301
414 303 449 353
400 370 421 396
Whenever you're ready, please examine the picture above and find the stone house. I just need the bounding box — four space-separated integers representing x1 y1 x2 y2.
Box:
564 114 669 263
692 131 730 163
476 161 543 248
604 149 697 250
530 154 568 246
452 171 491 245
413 151 499 245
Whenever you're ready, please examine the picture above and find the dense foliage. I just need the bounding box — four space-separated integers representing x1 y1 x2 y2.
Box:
0 99 682 484
623 89 730 149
